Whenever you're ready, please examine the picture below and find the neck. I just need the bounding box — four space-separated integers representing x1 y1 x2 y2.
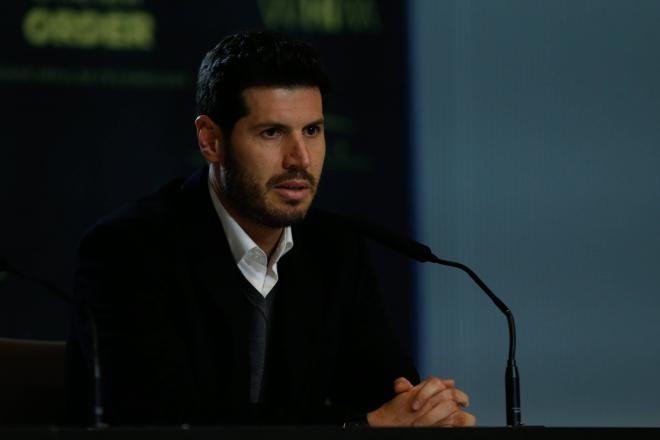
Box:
216 194 283 260
210 164 284 258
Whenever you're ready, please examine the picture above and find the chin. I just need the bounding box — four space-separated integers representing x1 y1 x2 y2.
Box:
281 207 310 222
257 195 315 227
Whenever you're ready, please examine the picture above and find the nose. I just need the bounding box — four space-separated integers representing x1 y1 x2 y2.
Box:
283 133 311 169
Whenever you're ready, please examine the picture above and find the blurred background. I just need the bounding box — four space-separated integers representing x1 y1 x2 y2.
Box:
1 0 659 427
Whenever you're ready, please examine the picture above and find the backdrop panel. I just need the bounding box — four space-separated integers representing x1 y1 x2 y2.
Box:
0 0 415 358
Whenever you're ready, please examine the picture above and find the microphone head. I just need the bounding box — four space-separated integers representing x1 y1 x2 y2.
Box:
323 210 438 263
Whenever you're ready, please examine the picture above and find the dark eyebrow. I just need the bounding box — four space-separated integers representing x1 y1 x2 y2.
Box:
305 118 325 127
252 118 324 131
253 122 287 130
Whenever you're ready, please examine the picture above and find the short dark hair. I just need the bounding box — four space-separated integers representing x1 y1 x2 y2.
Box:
196 30 331 137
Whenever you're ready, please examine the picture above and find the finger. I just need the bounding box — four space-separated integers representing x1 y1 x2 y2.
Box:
433 410 477 428
442 379 455 388
420 387 470 412
411 376 448 410
393 377 414 394
412 399 459 427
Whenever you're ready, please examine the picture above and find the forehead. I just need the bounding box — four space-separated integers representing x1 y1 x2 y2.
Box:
240 86 323 122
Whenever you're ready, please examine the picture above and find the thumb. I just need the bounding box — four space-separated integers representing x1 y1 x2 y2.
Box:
393 377 414 394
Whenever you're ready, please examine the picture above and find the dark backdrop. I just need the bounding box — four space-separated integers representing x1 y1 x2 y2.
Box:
0 0 415 358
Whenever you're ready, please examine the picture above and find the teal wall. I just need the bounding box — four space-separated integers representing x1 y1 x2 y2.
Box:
411 0 660 427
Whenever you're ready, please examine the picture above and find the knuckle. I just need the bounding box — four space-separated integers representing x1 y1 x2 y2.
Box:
445 400 459 412
438 388 452 400
427 376 445 389
429 392 445 407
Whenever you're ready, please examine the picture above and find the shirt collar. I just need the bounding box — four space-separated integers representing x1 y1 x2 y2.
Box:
208 166 293 266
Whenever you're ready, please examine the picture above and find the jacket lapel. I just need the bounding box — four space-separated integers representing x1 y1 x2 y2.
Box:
173 166 252 404
269 224 329 404
175 166 246 315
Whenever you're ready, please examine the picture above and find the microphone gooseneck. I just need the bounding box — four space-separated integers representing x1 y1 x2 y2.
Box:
428 254 521 427
334 213 523 427
0 258 107 429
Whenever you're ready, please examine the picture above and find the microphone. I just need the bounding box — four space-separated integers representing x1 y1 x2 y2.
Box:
0 258 107 429
330 212 523 427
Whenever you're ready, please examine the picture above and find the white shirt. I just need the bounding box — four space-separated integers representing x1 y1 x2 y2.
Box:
208 166 293 297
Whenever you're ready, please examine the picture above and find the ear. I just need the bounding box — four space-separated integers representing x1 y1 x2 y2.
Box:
195 115 224 164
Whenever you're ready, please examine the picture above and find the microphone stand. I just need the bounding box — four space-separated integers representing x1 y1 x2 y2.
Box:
334 213 523 427
427 255 521 427
0 258 107 429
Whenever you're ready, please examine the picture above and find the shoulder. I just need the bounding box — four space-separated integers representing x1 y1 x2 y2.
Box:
77 168 207 257
81 180 181 241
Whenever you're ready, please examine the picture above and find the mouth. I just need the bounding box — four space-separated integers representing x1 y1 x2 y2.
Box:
271 180 312 201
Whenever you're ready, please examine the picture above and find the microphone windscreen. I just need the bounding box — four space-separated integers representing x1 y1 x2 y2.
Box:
327 211 437 263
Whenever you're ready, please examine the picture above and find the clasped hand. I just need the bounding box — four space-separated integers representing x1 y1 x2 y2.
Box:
367 376 476 427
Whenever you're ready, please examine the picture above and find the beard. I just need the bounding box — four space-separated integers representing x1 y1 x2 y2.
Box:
216 152 319 228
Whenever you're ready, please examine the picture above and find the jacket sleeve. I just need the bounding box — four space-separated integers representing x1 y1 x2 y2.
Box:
325 230 420 420
66 214 199 426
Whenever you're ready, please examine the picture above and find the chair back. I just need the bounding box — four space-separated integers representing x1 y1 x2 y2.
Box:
0 337 66 425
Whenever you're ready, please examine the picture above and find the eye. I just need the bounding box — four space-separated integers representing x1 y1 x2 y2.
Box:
303 125 322 137
260 127 282 139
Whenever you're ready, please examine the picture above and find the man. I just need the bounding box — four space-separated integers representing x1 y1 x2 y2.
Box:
67 30 475 428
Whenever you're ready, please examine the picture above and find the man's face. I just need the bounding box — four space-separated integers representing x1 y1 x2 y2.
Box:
218 86 325 228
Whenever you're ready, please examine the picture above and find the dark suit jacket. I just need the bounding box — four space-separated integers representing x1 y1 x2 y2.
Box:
66 166 419 426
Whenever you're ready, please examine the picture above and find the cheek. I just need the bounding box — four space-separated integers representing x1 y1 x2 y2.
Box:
250 153 283 182
313 147 326 173
233 148 272 174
